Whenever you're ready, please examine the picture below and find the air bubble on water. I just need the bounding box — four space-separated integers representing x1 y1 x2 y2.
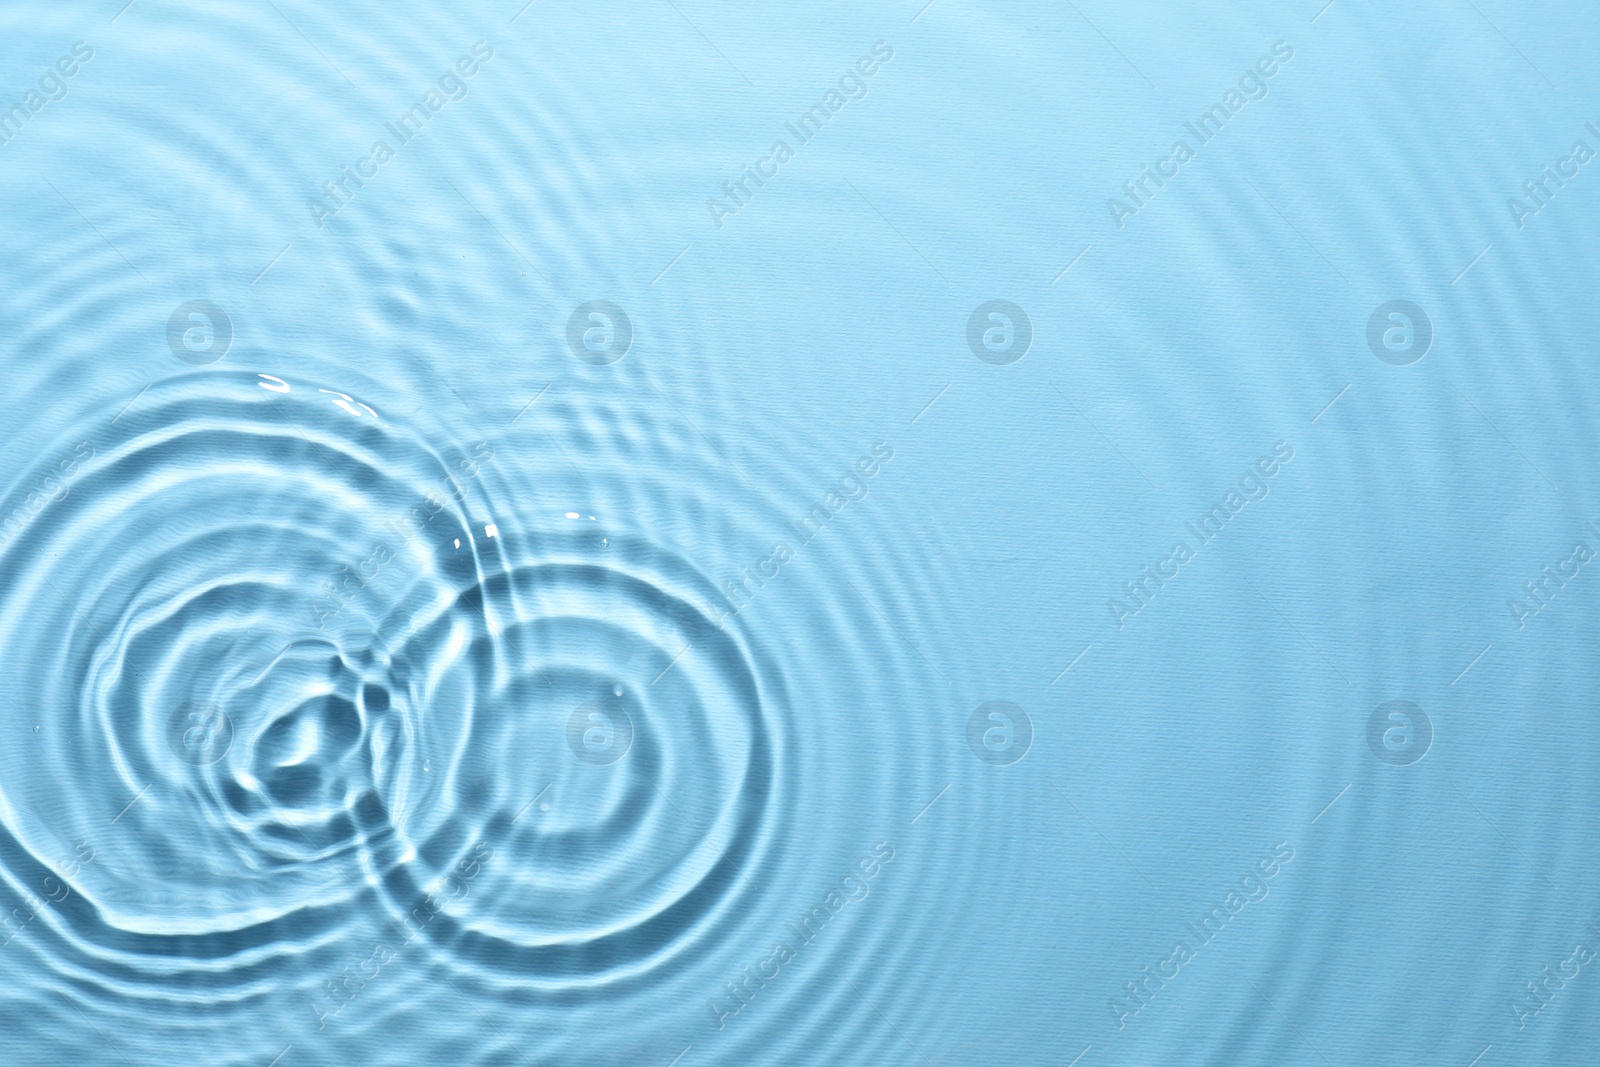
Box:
612 685 623 697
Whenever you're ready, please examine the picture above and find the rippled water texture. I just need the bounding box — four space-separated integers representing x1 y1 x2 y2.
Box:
4 1 1600 1065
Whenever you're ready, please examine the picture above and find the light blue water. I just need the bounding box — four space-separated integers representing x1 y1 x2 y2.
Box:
2 1 1599 1064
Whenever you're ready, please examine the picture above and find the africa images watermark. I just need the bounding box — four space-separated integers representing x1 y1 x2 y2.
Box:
1106 40 1294 229
1506 523 1599 630
0 441 95 551
310 840 494 1030
1511 936 1595 1032
308 40 496 228
719 441 894 624
1108 841 1294 1031
1506 121 1600 229
0 840 97 952
1107 441 1294 629
707 41 895 229
309 440 497 629
0 40 95 149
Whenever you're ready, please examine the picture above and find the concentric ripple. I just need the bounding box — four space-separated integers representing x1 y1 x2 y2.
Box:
0 372 487 944
364 524 784 987
0 367 810 1021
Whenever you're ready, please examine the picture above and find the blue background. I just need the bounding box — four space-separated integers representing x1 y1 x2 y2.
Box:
1 1 1598 1064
